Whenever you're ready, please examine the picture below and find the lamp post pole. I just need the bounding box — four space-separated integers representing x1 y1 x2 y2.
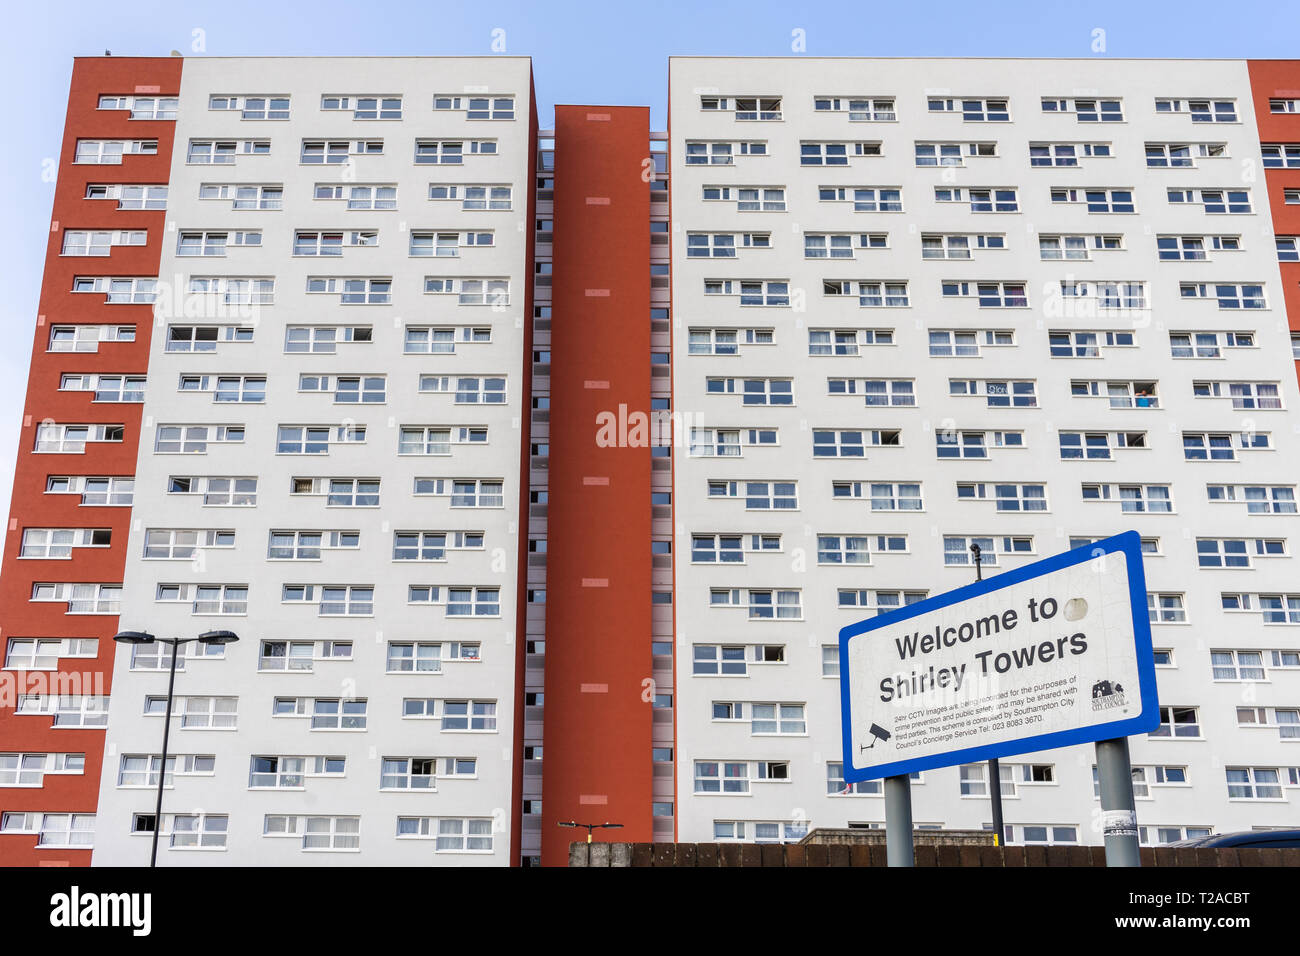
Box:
113 630 239 867
970 544 1006 848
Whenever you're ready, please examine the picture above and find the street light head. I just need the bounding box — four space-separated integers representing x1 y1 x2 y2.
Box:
601 823 624 829
556 821 578 828
113 630 156 645
197 630 240 646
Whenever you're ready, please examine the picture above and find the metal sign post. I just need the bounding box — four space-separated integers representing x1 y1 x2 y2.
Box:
1095 737 1142 866
883 774 914 867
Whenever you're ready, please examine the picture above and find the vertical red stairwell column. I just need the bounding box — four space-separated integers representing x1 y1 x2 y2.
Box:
541 105 653 864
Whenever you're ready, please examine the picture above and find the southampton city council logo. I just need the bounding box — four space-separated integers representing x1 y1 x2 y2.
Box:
1090 678 1127 711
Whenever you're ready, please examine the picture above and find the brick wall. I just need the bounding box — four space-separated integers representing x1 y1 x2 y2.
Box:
569 842 1300 867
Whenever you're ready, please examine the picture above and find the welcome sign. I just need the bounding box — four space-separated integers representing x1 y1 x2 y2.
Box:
839 530 1160 782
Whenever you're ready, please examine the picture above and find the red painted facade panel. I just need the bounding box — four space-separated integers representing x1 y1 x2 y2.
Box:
541 106 653 864
1247 61 1300 388
0 57 180 866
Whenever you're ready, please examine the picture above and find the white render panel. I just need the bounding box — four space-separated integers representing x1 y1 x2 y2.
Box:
670 58 1300 845
92 57 534 866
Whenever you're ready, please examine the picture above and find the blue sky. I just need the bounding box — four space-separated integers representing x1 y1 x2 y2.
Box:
1 0 1296 542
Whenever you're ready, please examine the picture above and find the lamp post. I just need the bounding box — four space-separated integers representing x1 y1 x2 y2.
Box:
970 543 1006 848
113 629 239 866
557 821 624 844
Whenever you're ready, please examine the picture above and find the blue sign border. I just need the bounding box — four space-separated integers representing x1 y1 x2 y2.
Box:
838 530 1160 783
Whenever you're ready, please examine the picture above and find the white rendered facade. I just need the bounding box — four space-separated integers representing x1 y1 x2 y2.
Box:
91 57 534 865
669 57 1300 847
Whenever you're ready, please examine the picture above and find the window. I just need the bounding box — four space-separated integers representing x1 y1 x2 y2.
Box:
1150 706 1200 738
301 140 383 164
1263 144 1300 169
1192 380 1281 409
1147 593 1187 624
187 140 269 164
432 94 514 119
1049 330 1133 357
19 528 111 558
71 275 157 303
142 529 234 560
275 425 366 455
808 327 893 355
1196 537 1286 569
934 186 1019 213
1042 97 1123 121
1207 484 1298 515
418 375 506 404
209 94 289 120
154 424 243 454
1155 98 1237 122
428 183 513 210
1059 280 1146 310
299 816 361 851
942 280 1027 307
814 96 896 120
322 94 402 119
397 426 487 455
5 638 96 670
1168 188 1252 214
802 141 882 165
1212 650 1267 681
811 429 899 457
61 229 147 256
1226 767 1283 800
822 280 910 308
424 276 511 306
309 698 367 730
708 480 798 510
803 233 887 258
700 95 782 120
409 231 495 257
1050 187 1134 213
165 324 252 353
284 325 371 354
428 699 497 730
914 141 996 165
404 325 491 354
1028 142 1110 166
832 481 923 511
694 761 752 794
427 818 493 852
30 582 122 614
74 140 157 163
710 588 802 620
414 140 497 164
704 279 789 305
956 482 1047 512
1145 142 1228 167
412 477 504 507
818 186 901 212
48 324 136 352
1057 431 1143 459
942 536 1032 566
817 534 906 564
948 378 1036 407
1081 483 1173 513
176 374 264 402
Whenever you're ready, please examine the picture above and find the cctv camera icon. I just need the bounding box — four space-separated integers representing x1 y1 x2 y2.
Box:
860 723 892 751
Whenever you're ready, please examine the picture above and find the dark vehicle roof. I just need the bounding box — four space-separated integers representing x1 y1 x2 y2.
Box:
1167 829 1300 848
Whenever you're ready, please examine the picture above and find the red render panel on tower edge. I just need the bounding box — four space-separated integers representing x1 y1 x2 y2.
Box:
541 105 653 864
0 57 181 866
1248 60 1300 385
